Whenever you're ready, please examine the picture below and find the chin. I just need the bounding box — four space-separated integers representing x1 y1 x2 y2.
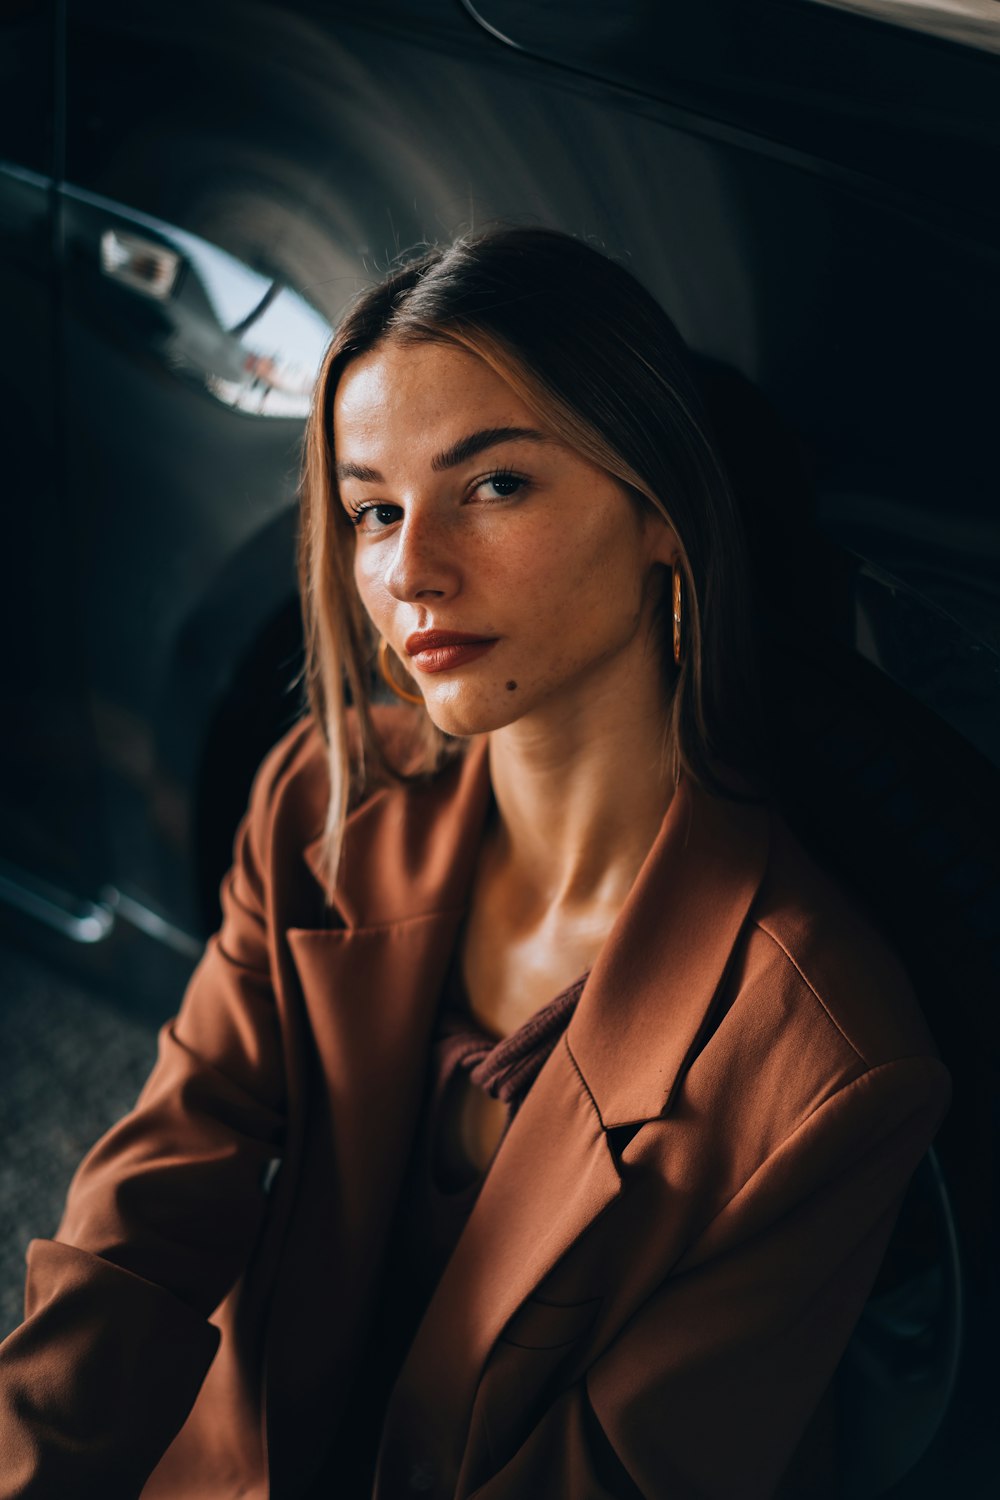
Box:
421 686 528 739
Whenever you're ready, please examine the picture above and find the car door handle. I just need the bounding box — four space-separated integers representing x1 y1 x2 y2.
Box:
100 227 182 300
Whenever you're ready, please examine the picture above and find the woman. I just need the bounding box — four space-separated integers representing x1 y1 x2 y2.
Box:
0 227 950 1498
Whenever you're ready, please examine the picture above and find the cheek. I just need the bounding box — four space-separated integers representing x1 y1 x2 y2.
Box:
512 512 645 619
353 547 388 621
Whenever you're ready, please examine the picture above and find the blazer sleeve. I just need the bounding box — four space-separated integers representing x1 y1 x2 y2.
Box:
469 1052 951 1500
0 739 291 1497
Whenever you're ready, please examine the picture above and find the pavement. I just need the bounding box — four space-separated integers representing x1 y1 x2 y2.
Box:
0 942 160 1338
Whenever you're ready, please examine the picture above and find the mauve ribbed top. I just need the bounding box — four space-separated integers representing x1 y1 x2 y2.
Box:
324 946 588 1496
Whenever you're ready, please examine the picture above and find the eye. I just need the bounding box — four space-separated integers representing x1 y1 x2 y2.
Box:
475 467 528 501
347 501 402 531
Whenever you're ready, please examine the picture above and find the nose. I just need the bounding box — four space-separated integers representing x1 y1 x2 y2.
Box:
382 507 461 604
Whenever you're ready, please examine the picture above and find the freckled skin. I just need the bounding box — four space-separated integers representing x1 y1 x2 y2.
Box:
334 341 676 742
335 341 680 1151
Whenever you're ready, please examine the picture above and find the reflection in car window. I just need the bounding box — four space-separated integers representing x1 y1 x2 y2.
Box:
82 185 332 419
156 222 332 418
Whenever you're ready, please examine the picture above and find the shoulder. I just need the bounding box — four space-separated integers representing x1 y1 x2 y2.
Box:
740 806 941 1073
684 800 952 1173
241 703 433 855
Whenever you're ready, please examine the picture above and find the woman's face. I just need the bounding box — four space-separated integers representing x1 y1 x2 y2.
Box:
333 339 677 739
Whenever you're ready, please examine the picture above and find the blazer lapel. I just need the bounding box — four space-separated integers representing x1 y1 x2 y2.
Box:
372 765 771 1497
286 731 497 1232
569 768 772 1127
265 734 496 1492
288 736 494 1160
284 729 497 1211
300 732 494 930
374 1032 620 1498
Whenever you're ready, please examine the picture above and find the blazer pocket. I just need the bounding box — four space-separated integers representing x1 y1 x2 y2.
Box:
498 1293 602 1351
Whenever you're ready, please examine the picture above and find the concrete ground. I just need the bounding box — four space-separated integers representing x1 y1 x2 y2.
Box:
0 942 160 1338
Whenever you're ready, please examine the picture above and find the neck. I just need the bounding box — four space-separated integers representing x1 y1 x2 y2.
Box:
485 657 677 919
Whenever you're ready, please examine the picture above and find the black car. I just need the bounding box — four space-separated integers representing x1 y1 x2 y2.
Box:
1 2 997 1493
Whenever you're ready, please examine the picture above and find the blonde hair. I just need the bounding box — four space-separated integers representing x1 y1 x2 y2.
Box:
298 227 766 895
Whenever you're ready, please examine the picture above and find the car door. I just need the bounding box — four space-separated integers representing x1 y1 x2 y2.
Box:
0 0 113 920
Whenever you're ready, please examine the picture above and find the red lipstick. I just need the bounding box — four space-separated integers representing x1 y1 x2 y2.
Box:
405 629 498 674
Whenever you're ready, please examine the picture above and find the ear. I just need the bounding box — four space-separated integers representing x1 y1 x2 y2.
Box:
642 509 681 570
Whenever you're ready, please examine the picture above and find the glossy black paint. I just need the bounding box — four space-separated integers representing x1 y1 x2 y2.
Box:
462 0 1000 230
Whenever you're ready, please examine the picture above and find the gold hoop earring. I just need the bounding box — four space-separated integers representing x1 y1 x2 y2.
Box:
378 637 424 705
672 562 684 667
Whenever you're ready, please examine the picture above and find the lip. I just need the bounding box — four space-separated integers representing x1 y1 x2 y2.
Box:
403 628 500 676
405 630 497 655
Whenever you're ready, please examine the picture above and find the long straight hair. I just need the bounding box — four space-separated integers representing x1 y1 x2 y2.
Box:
298 226 767 895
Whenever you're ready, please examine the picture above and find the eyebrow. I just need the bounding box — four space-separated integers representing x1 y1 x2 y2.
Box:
334 426 551 483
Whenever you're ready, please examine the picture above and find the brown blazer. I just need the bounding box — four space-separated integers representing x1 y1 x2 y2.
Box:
0 709 951 1498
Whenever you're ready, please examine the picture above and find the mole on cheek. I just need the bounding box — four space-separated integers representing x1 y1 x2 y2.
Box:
505 681 518 692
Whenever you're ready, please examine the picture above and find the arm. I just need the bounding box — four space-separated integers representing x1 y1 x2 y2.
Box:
471 1054 951 1499
0 739 293 1496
